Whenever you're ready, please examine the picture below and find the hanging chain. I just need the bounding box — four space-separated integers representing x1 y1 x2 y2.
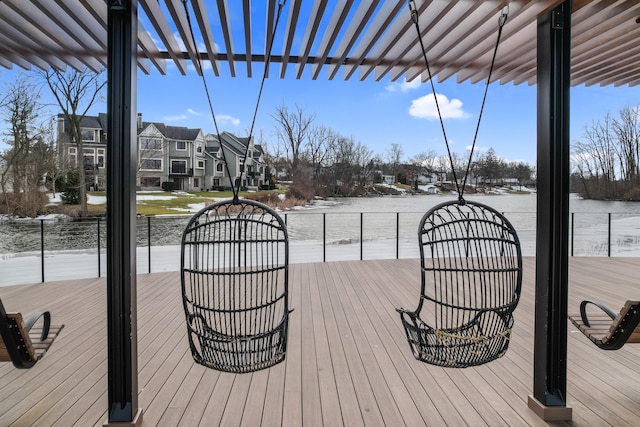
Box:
182 1 286 201
409 0 508 203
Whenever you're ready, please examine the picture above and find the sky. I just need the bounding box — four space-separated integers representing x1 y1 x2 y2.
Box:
130 67 640 167
2 1 640 167
3 58 640 169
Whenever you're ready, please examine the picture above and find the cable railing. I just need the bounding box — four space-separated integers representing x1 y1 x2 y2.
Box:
1 211 639 286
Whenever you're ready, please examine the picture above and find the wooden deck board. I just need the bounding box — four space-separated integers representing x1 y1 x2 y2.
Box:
1 257 640 426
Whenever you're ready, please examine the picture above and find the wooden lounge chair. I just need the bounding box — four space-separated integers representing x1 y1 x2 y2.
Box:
0 298 64 369
569 300 640 350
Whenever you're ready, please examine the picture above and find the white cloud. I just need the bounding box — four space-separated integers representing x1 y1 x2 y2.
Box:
216 114 240 126
187 108 203 116
409 93 469 120
385 78 421 93
163 114 187 122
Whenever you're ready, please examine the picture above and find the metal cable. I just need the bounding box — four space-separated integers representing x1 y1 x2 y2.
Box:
182 0 286 200
408 0 508 203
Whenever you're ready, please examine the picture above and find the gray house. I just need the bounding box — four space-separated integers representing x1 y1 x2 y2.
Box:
205 131 268 189
136 115 207 191
57 113 269 192
56 113 108 191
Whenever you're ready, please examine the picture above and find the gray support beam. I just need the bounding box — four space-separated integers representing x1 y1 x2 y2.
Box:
106 0 142 425
528 0 572 421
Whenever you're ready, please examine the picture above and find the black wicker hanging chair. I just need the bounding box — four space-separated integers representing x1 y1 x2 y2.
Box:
179 1 290 373
181 198 290 373
397 200 522 367
397 3 521 367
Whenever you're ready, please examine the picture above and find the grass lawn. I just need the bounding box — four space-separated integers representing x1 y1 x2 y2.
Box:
54 191 235 217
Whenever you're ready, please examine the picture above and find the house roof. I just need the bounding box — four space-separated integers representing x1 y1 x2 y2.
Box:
138 121 202 141
2 1 640 87
207 131 253 156
78 114 106 130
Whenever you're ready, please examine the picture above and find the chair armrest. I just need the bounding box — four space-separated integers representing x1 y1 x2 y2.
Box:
579 300 616 327
23 310 51 342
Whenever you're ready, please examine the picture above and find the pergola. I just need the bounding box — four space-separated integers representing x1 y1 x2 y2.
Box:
1 0 637 425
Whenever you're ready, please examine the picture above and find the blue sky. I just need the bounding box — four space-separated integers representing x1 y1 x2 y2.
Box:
2 62 640 168
133 66 640 166
2 0 640 167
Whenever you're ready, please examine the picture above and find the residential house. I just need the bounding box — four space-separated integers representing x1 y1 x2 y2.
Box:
205 132 268 189
57 114 270 192
57 113 108 191
137 115 207 191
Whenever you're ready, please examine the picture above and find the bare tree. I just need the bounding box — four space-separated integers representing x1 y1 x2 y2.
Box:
272 103 315 179
573 114 620 198
304 125 337 179
40 67 106 216
612 106 640 184
386 142 404 180
0 74 53 216
409 149 438 188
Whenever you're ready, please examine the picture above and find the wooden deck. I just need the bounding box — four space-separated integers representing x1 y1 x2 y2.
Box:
1 257 639 426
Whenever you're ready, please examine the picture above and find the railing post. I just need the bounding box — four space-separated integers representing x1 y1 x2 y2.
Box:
284 213 287 226
148 216 152 273
360 212 363 260
323 213 326 262
396 212 400 259
40 219 45 283
608 212 611 257
570 212 574 257
98 218 102 277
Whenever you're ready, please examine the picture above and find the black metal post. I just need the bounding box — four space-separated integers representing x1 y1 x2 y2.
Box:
323 213 326 262
530 1 572 421
396 212 400 259
40 219 44 283
148 217 151 273
570 212 574 257
106 0 141 424
98 219 101 277
607 213 611 257
360 212 363 260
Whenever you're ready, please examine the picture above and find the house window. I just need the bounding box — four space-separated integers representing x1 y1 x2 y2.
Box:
81 129 95 141
97 149 105 168
68 147 77 165
176 141 186 150
140 138 162 150
140 177 161 187
216 163 223 172
171 160 187 174
194 178 200 188
196 160 205 169
196 144 203 153
213 178 220 186
140 158 162 170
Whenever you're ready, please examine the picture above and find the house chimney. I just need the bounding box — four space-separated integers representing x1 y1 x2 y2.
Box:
137 113 142 129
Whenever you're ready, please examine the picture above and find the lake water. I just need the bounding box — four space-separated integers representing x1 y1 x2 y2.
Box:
1 193 640 286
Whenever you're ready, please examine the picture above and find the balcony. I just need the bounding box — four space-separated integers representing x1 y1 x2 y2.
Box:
169 166 193 176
